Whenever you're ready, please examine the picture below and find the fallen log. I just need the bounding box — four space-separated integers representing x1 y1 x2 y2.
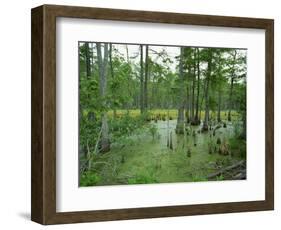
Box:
233 169 246 180
207 160 245 179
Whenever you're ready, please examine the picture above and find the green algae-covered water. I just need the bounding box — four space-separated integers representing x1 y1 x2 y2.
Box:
80 119 246 186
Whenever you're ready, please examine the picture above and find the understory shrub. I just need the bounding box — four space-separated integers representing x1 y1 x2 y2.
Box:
80 171 100 186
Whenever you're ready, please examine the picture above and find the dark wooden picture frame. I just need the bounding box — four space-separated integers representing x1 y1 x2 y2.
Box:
31 4 274 225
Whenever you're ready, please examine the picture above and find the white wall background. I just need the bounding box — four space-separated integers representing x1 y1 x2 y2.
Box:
0 0 279 229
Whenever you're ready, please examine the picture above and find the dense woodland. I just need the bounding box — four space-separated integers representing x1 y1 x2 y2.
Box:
79 42 247 186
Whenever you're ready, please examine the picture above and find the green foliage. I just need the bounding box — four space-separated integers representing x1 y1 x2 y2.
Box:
229 138 246 158
109 114 146 141
208 136 216 154
191 174 208 182
80 172 101 186
128 173 158 184
216 174 224 180
148 124 158 140
233 121 242 138
79 112 101 156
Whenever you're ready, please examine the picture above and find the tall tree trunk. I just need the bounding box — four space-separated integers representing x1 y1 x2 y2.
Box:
85 42 91 79
151 77 156 109
185 61 192 124
125 45 131 114
228 50 237 121
140 45 144 113
217 87 222 122
144 45 149 111
191 50 196 124
97 43 110 153
217 54 222 123
228 77 234 121
176 47 185 134
203 49 212 131
185 84 190 124
83 42 92 158
199 79 207 122
90 43 94 73
85 43 94 115
82 42 91 158
109 43 117 118
188 64 192 123
195 48 200 124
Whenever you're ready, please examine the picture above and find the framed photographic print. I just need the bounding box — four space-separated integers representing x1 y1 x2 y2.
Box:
31 4 274 225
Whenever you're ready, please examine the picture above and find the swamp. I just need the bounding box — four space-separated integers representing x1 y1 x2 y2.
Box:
79 42 247 186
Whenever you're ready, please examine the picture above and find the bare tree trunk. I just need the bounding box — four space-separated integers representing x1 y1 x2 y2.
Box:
90 43 94 73
144 45 149 111
194 48 200 124
176 47 185 134
203 49 212 131
185 87 190 124
97 43 110 153
85 42 91 78
228 50 237 121
228 77 234 121
191 50 196 124
199 78 207 122
188 64 192 123
217 54 222 123
151 77 156 109
185 62 192 124
83 42 92 158
109 44 114 78
86 43 95 122
109 43 117 118
125 45 132 114
140 45 144 114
